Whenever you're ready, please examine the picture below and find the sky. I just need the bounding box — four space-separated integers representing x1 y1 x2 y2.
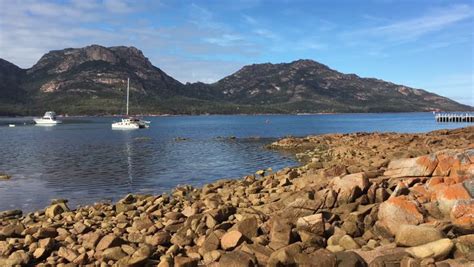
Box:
0 0 473 106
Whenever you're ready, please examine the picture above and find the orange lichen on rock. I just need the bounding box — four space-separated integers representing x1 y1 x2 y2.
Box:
450 200 474 233
436 183 472 216
377 195 424 235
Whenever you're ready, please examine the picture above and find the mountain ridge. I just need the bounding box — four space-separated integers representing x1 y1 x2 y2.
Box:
0 45 472 115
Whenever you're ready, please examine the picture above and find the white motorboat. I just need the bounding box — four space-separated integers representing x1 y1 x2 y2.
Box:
8 124 15 127
112 78 150 130
34 111 62 125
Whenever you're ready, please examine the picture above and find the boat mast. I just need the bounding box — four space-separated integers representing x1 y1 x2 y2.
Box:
126 78 130 116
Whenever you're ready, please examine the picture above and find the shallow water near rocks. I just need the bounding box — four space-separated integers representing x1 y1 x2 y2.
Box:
0 113 470 211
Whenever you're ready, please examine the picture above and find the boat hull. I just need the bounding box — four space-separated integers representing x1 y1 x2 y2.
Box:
34 119 62 125
111 122 140 130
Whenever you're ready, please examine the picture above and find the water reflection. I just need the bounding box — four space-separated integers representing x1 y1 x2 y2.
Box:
0 113 470 211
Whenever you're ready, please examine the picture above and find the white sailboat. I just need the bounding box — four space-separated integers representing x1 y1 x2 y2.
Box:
111 78 150 130
34 111 62 125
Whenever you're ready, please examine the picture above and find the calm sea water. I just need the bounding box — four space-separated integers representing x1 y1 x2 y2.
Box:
0 113 470 212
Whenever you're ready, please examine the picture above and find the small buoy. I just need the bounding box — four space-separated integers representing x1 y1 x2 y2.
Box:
8 124 15 127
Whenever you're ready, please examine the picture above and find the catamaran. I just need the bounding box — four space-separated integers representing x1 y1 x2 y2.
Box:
34 111 62 125
111 78 150 130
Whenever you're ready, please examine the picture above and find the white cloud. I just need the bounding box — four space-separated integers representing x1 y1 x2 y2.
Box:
0 0 258 82
347 4 473 44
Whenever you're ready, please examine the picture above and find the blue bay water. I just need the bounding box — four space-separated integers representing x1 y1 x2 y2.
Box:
0 113 470 211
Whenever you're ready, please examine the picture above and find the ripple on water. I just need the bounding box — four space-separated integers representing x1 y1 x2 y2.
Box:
0 113 469 211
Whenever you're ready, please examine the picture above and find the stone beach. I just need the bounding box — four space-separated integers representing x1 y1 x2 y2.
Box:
1 126 473 266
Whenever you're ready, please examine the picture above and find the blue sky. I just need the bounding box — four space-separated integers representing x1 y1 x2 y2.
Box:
0 0 472 105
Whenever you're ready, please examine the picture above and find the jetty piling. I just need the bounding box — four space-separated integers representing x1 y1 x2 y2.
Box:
435 112 474 123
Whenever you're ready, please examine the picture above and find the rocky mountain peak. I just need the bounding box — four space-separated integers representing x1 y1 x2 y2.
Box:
28 45 153 75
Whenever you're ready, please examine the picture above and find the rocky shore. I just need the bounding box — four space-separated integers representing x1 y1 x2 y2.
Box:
1 127 473 266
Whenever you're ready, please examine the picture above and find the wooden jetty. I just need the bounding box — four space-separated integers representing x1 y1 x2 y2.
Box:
435 112 474 123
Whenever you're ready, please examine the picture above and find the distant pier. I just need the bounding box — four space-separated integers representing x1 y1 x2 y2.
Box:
435 112 474 123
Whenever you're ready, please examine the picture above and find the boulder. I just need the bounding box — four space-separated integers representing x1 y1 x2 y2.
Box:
450 199 474 233
132 216 154 231
453 234 474 260
174 256 198 267
240 243 273 265
395 225 444 247
269 219 293 250
219 251 256 267
295 249 337 267
405 238 454 260
368 252 412 267
33 247 47 259
296 213 325 236
45 203 68 218
268 243 302 266
58 247 78 262
203 250 222 264
377 196 424 236
96 234 122 251
335 251 367 267
81 232 102 249
384 155 438 178
339 235 361 250
7 250 30 266
102 247 127 261
433 151 459 176
331 172 369 204
232 216 258 240
145 232 171 246
221 230 244 250
199 231 221 254
435 183 472 216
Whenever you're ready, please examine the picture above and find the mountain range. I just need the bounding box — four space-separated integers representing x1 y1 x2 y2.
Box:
0 45 472 115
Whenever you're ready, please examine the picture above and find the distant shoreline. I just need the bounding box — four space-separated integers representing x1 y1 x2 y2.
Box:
0 111 463 119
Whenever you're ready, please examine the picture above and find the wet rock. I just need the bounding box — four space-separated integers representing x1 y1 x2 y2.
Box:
0 173 11 180
0 210 22 220
405 239 454 260
395 225 444 247
45 203 68 218
377 196 424 236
